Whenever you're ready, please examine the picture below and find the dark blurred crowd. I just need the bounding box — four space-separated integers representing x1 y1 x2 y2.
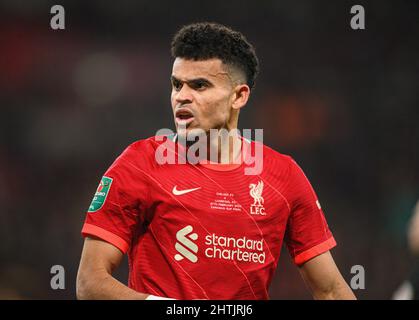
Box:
0 0 418 299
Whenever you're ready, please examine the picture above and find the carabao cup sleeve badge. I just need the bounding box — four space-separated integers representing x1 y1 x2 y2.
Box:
88 176 113 212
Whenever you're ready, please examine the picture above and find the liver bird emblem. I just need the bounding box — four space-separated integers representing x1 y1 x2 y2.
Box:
249 181 264 206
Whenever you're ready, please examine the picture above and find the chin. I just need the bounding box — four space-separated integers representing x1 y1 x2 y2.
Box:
176 127 207 140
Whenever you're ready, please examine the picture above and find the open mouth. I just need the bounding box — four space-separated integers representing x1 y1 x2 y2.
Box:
175 109 195 125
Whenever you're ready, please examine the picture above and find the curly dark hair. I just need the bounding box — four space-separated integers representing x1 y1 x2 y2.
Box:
171 22 259 89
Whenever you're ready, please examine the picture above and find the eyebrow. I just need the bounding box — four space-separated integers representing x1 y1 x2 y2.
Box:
171 76 213 87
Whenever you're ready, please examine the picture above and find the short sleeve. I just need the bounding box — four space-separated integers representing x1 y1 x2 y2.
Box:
81 145 149 254
284 158 336 266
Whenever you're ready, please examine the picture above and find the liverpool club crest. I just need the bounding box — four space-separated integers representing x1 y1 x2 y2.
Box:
249 181 266 215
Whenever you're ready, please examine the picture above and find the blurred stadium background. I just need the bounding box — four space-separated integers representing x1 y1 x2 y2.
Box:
0 0 418 299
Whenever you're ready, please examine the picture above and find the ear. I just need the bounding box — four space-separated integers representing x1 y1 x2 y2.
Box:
231 84 250 110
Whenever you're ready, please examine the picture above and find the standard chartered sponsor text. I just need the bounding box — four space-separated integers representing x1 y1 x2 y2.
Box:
204 233 265 264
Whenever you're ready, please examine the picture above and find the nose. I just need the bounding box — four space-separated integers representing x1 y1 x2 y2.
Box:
175 84 193 104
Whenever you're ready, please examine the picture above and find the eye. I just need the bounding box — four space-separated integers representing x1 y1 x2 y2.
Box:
190 81 208 91
172 80 183 91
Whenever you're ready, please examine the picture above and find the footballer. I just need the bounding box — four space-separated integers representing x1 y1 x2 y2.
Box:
76 22 356 300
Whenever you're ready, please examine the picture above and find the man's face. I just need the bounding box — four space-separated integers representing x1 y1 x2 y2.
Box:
171 58 235 137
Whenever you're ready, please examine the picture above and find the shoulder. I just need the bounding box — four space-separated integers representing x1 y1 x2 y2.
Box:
122 134 175 155
256 142 314 190
258 142 296 173
125 135 168 154
109 135 172 171
262 143 293 162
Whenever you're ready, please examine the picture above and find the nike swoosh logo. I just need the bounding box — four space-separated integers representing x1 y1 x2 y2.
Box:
172 186 201 196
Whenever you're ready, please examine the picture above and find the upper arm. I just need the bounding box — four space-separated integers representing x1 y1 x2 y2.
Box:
282 159 355 299
76 237 144 300
298 251 355 299
298 251 341 292
284 159 336 265
81 145 150 254
78 236 124 278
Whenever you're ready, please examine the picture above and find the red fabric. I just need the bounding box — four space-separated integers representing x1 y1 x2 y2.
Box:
81 135 336 299
82 223 129 253
283 158 336 266
294 237 337 266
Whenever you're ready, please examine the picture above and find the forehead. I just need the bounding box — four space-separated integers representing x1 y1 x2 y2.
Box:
172 58 229 81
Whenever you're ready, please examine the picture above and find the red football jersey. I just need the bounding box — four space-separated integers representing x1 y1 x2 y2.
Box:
81 135 336 300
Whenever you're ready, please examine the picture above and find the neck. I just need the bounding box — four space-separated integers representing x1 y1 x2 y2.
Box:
206 129 242 164
176 112 243 164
